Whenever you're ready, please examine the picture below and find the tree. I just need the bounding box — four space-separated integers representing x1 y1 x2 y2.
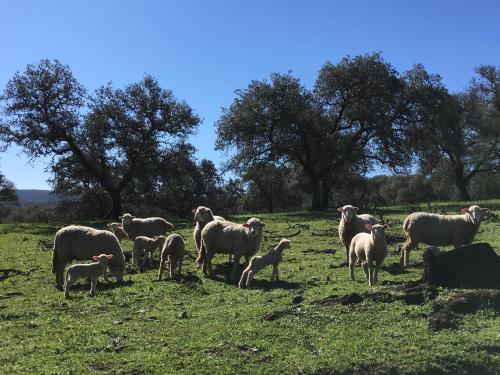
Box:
216 53 409 210
0 173 18 209
0 60 200 218
405 64 500 201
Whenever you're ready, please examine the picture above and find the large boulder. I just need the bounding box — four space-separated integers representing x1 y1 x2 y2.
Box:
422 243 500 288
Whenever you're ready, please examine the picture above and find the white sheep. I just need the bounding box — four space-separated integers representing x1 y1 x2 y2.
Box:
106 222 128 243
132 235 167 269
158 234 186 280
198 217 266 281
52 225 126 289
192 206 225 259
119 213 174 240
400 205 488 267
64 254 113 298
337 205 378 264
239 239 291 288
349 224 389 286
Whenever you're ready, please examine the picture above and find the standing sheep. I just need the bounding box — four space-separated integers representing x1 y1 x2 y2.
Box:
198 217 266 281
192 206 225 258
400 205 488 267
158 234 186 280
64 254 113 298
239 239 291 288
349 224 389 286
132 235 167 269
119 213 174 240
337 205 378 264
52 226 126 289
106 222 128 243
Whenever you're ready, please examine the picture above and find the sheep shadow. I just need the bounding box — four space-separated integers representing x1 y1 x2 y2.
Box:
246 278 301 291
59 279 133 292
381 263 409 275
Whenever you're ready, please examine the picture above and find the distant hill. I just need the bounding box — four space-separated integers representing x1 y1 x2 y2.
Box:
16 189 60 205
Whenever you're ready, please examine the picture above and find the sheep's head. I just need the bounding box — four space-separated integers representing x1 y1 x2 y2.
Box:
462 205 488 224
365 224 389 241
337 205 359 223
92 254 114 264
192 206 214 224
119 213 135 224
242 218 265 238
154 235 167 246
276 238 291 252
107 223 121 230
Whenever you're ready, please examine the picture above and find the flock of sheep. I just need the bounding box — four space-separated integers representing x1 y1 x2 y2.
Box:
52 204 489 298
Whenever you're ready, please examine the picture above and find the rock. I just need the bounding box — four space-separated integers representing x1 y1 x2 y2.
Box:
292 295 304 304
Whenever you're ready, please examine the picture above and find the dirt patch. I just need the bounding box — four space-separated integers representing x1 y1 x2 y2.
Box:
263 307 299 321
446 290 500 314
428 303 462 332
87 361 114 372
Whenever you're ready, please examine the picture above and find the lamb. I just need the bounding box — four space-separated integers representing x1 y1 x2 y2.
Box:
192 206 225 257
239 239 291 288
106 222 128 243
132 235 167 268
198 217 266 281
52 225 126 289
349 224 389 286
158 234 186 280
400 205 488 267
337 205 378 264
64 254 113 298
119 213 174 240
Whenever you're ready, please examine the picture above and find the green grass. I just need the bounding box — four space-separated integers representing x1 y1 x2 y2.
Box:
0 200 499 374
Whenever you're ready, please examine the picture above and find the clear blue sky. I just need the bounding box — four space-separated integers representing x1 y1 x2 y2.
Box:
1 0 499 189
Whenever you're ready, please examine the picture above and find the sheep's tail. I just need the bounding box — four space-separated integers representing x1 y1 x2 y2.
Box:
196 238 206 267
402 216 411 236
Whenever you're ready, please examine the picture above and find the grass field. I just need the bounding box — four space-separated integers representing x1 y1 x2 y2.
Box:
0 200 499 374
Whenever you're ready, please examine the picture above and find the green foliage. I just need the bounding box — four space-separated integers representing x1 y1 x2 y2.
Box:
1 202 499 374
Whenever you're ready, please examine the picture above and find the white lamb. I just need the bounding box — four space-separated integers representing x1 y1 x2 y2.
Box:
132 235 167 268
400 205 488 267
198 217 266 281
349 224 389 286
158 234 186 280
52 225 126 289
106 222 128 243
239 239 291 288
119 213 174 240
64 254 114 298
337 205 378 264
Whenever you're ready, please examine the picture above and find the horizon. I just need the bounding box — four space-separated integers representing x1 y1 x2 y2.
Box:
1 0 499 189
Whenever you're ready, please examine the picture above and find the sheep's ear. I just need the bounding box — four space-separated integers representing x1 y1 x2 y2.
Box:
242 223 250 228
260 223 266 227
92 256 100 261
365 224 373 231
118 216 123 219
107 255 114 259
383 224 389 229
106 223 111 227
480 208 489 212
461 208 470 214
192 208 197 214
336 207 343 212
354 207 359 212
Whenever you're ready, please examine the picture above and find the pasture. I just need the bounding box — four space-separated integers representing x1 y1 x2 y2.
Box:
0 201 499 374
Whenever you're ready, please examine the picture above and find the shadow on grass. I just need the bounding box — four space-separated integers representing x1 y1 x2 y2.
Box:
61 279 133 292
381 263 409 275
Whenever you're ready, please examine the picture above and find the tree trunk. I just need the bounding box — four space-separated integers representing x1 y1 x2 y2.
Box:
311 180 322 211
454 169 472 201
321 179 330 210
108 190 123 219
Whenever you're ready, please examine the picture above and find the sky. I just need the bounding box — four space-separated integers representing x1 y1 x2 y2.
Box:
0 0 499 189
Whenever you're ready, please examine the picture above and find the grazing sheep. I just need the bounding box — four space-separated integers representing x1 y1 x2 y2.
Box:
106 222 128 243
349 224 389 286
119 213 174 240
158 234 186 280
64 254 113 298
239 239 291 288
192 206 225 258
337 205 378 264
400 205 489 267
52 226 126 289
198 217 266 281
132 235 167 268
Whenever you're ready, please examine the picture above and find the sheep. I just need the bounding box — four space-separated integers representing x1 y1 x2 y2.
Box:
64 254 113 298
337 205 378 264
349 224 389 286
52 225 126 289
132 235 167 269
239 239 291 288
158 234 186 280
106 222 128 243
192 206 225 257
119 213 174 240
197 217 266 281
400 205 489 267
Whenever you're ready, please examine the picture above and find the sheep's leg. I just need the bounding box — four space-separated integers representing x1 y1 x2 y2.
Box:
90 276 98 295
206 249 214 277
238 269 249 288
245 270 255 288
273 264 280 281
344 244 350 265
55 262 66 289
64 274 73 299
178 256 183 276
158 260 165 280
103 265 109 282
349 250 357 281
373 260 382 285
366 258 374 286
400 239 415 268
361 262 368 280
244 255 249 265
170 259 177 278
230 255 241 281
